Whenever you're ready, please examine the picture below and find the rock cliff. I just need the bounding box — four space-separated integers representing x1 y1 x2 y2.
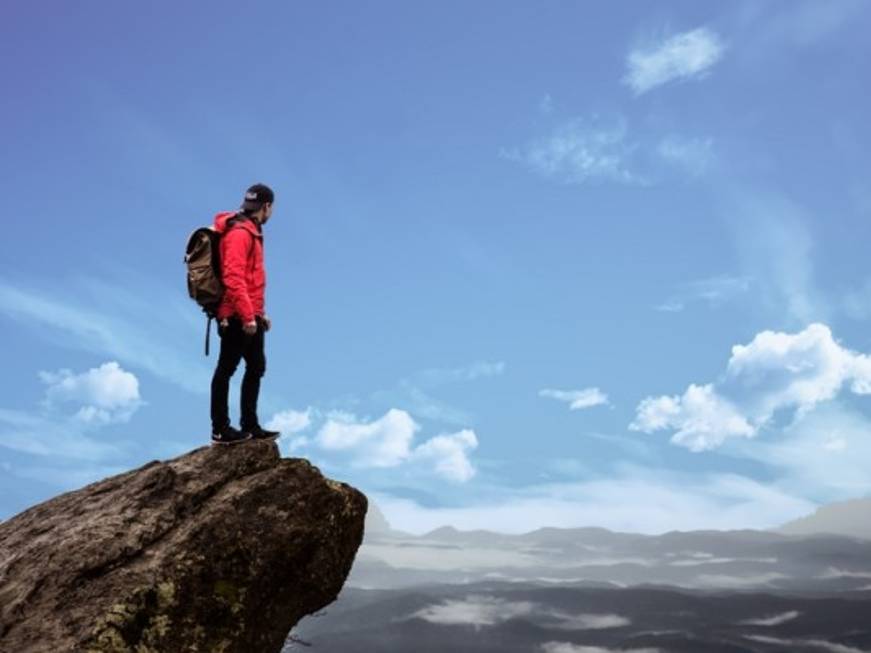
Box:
0 441 367 652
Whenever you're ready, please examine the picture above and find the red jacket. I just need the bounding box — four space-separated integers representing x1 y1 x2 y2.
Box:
213 211 266 324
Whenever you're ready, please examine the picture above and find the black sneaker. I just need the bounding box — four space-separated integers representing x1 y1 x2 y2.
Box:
211 425 252 446
245 425 280 441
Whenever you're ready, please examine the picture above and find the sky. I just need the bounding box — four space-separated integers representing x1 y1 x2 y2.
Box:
1 1 871 534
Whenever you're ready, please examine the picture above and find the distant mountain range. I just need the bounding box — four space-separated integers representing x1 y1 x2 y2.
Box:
776 496 871 540
288 497 871 652
354 496 871 593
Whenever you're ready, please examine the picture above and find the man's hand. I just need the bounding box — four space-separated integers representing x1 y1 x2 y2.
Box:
262 315 272 332
243 320 258 335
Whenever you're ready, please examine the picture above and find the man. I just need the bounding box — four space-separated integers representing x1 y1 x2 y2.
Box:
210 183 281 445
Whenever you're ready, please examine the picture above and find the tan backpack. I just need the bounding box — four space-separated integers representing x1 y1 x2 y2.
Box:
184 214 244 355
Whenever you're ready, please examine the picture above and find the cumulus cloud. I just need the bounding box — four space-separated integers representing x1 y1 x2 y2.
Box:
265 408 312 434
317 408 419 467
540 388 610 410
624 27 726 95
308 409 479 482
502 118 644 185
39 361 143 424
265 408 313 452
410 429 478 482
631 384 754 451
631 324 871 451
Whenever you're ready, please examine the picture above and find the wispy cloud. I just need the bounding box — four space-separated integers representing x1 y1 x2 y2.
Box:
502 118 645 186
0 278 210 393
624 27 726 95
412 595 535 628
760 0 867 47
657 135 715 176
540 388 609 410
416 361 506 385
371 360 505 426
631 324 871 452
0 408 122 460
727 192 827 324
542 642 660 653
0 361 144 461
372 463 814 535
744 634 866 653
739 610 800 626
655 275 752 313
728 401 871 501
411 595 632 633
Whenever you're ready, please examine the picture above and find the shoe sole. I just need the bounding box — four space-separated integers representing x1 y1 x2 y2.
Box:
211 434 253 446
249 433 280 441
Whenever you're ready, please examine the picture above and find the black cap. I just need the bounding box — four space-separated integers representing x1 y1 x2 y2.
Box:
241 183 275 211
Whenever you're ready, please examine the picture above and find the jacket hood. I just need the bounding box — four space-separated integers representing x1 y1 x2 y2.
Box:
213 211 261 237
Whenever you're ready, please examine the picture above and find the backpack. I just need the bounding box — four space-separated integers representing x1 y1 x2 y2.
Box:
184 214 244 355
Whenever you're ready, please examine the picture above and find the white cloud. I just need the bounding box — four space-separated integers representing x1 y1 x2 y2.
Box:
744 635 867 653
655 275 752 313
265 408 312 434
542 644 660 653
311 409 479 482
412 595 535 627
417 361 506 384
503 118 644 186
739 610 800 626
728 401 871 501
371 360 504 426
39 361 142 424
411 596 631 634
694 572 789 589
540 388 610 410
371 464 815 535
726 193 827 324
631 324 871 451
624 27 726 95
410 429 478 482
0 278 210 393
657 135 714 175
631 384 754 451
317 408 418 467
0 408 123 460
548 613 631 630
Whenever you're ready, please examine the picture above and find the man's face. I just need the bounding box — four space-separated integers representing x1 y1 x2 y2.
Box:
261 203 273 224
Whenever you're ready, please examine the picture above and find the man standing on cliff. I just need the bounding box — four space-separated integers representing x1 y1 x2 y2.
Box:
210 183 281 445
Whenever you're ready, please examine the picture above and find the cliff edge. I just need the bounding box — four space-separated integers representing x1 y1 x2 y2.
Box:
0 441 367 652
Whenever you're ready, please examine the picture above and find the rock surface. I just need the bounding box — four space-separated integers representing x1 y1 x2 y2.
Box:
0 441 367 652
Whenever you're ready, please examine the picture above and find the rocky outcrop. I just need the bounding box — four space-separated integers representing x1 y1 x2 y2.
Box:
0 441 367 652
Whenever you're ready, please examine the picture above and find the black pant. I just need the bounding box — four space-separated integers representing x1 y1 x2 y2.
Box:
210 316 266 432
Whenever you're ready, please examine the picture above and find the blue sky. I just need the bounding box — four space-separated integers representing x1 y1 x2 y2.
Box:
2 1 871 533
